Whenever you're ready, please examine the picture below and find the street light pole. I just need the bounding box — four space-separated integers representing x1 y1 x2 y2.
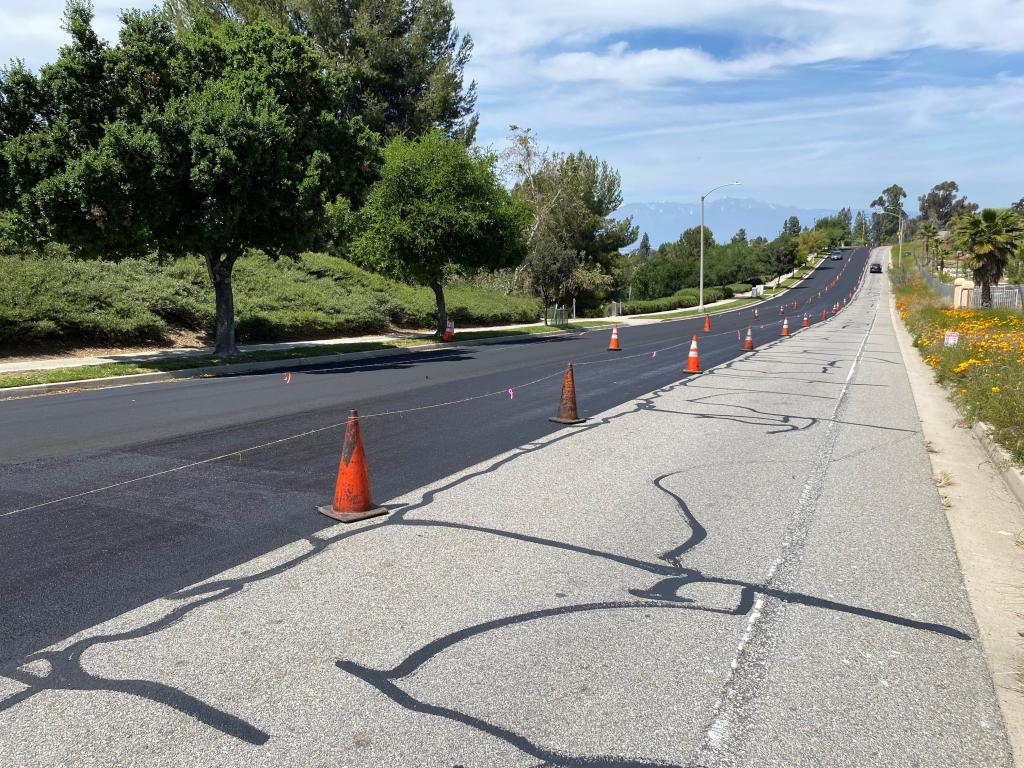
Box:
875 209 906 268
699 181 741 311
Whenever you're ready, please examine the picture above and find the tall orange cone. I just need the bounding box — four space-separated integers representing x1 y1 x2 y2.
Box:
754 308 760 320
607 325 621 351
780 317 790 337
549 363 587 424
802 313 810 328
703 313 711 332
684 335 701 373
318 410 388 524
743 326 754 351
821 307 827 321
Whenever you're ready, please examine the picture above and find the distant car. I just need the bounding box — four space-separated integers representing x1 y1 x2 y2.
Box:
870 262 883 273
829 251 843 260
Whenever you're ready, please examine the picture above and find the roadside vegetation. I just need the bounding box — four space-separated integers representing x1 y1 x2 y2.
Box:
892 268 1024 463
0 251 541 351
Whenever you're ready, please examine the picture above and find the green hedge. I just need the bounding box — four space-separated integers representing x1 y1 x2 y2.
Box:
0 252 542 350
726 283 754 294
619 285 732 316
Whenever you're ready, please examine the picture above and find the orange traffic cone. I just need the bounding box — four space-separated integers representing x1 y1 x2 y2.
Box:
821 307 827 321
779 305 784 316
441 319 454 341
743 326 754 351
608 325 621 351
754 308 760 320
549 363 587 424
781 317 790 337
703 313 711 332
684 335 701 373
318 410 388 523
802 313 810 328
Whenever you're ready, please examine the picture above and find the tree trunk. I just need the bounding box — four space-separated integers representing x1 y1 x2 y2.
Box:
204 252 239 357
430 277 447 337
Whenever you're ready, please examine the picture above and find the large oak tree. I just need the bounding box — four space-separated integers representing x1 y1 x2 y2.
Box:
0 2 378 355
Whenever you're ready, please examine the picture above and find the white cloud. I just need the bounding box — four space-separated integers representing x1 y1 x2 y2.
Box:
453 0 1024 87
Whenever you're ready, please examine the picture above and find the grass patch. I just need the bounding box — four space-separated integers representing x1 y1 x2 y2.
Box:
893 270 1024 463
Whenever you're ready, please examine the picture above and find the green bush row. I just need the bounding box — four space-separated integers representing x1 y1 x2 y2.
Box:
726 283 754 294
0 252 542 349
618 285 733 316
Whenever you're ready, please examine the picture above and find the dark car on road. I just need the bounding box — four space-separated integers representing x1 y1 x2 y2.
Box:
870 262 882 273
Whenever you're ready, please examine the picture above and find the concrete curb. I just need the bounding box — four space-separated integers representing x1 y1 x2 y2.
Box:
0 340 456 398
972 421 1024 513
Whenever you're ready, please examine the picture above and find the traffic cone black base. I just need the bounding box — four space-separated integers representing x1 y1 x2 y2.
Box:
549 363 587 425
317 505 388 524
318 410 388 524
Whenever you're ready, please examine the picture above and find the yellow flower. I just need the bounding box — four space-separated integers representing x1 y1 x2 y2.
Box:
991 386 1001 393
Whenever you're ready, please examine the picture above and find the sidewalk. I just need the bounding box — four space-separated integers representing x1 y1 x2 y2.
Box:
0 258 1012 766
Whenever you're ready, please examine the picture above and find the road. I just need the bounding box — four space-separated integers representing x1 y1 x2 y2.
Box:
2 247 1011 766
0 250 867 665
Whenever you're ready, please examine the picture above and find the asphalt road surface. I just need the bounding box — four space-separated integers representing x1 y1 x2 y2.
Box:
0 246 1014 766
0 250 869 666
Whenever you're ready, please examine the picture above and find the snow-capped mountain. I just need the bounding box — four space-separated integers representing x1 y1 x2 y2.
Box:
615 198 838 247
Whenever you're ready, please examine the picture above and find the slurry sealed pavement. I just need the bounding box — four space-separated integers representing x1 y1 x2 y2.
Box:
0 250 1013 766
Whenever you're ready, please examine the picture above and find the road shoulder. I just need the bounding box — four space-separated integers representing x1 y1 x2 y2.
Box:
887 250 1024 766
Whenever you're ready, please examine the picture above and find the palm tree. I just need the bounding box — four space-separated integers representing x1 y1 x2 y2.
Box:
919 222 938 268
952 208 1024 306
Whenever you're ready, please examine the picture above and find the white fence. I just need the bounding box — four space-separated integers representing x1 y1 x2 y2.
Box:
961 284 1023 310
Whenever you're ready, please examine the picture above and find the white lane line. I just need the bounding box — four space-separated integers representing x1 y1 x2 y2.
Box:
695 280 881 765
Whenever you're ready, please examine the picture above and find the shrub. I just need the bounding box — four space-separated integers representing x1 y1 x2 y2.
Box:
0 250 542 351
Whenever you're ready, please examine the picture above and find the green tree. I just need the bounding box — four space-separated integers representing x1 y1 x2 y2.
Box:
352 130 531 335
764 235 798 286
524 223 575 324
918 222 938 266
870 184 907 241
1010 197 1024 214
813 208 851 247
1 3 378 355
782 215 801 237
503 129 635 308
167 0 478 141
547 150 637 272
853 210 868 244
918 180 977 227
636 231 652 260
952 208 1024 306
672 226 711 261
731 227 747 245
797 228 829 259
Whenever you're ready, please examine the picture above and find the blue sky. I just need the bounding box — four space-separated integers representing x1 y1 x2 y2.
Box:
3 0 1023 211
